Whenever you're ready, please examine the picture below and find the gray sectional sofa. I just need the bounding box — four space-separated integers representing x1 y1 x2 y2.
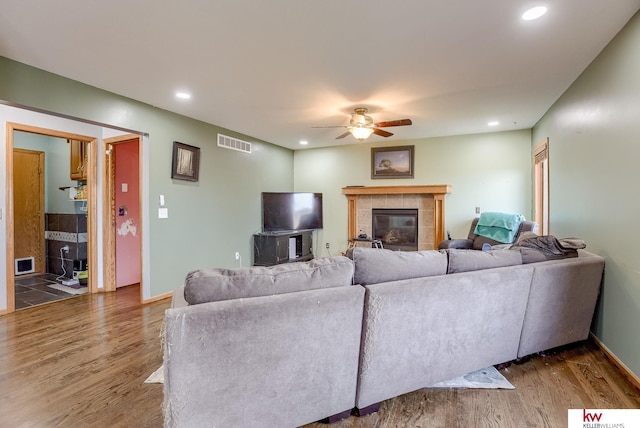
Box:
163 246 605 427
349 247 604 414
163 257 362 428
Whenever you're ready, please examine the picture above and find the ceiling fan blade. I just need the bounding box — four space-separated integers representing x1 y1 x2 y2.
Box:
375 119 412 128
336 131 352 139
373 128 393 137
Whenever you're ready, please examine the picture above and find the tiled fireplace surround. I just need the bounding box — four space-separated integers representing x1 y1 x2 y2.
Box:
342 185 452 251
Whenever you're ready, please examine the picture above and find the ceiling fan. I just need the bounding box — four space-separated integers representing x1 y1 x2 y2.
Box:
314 108 412 141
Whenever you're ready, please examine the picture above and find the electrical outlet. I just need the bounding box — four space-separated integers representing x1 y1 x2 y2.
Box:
475 206 481 214
235 252 240 260
325 242 330 249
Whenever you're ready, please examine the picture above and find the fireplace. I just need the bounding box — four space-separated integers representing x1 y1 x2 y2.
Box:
342 185 452 250
372 209 418 251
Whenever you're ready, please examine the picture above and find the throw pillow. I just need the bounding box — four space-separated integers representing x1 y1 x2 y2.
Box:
347 247 448 286
446 249 523 274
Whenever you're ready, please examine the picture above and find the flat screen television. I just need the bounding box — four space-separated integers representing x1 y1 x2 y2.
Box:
262 192 323 232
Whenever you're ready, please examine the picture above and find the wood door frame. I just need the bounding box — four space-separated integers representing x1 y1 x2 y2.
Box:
533 138 549 235
102 134 142 300
13 148 46 273
5 122 98 313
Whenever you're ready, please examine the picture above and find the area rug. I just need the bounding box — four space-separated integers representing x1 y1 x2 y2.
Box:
47 283 89 295
144 365 513 389
144 365 164 384
429 366 514 389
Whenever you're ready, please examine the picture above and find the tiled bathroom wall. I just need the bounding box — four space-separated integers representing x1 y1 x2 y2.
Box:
46 213 87 278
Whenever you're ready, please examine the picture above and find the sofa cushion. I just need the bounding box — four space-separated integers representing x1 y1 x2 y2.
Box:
446 249 522 274
184 256 354 305
347 247 448 286
514 247 548 264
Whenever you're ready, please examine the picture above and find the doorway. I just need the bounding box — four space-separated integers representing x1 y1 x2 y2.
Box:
534 138 549 235
5 123 97 312
103 134 142 295
13 148 45 275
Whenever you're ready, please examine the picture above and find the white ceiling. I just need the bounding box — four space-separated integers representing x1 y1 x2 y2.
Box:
1 1 639 150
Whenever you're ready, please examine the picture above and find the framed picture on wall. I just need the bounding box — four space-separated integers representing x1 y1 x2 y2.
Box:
371 145 415 179
171 141 200 182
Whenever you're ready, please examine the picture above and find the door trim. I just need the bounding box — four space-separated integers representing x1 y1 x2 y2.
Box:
533 138 549 235
103 134 142 299
5 122 97 313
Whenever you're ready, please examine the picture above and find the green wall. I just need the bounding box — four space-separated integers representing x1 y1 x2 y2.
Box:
0 57 293 298
293 130 532 255
4 17 638 380
532 11 640 377
13 132 82 214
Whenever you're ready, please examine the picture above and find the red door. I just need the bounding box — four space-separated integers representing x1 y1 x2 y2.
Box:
114 140 141 288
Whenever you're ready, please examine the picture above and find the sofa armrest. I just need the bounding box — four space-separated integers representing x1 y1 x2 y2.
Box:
438 238 473 250
517 250 604 357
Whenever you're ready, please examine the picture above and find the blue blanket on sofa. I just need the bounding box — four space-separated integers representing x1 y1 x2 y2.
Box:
474 212 524 244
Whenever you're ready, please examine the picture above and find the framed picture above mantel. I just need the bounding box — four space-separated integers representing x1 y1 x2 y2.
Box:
371 145 414 179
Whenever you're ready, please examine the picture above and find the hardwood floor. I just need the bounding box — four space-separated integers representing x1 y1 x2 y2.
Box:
0 286 638 427
0 284 168 427
303 343 640 428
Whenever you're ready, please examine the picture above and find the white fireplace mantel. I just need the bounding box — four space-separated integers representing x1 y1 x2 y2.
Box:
341 185 452 250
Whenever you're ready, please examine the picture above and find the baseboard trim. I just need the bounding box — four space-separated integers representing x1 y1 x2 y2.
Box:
143 291 173 304
591 333 640 391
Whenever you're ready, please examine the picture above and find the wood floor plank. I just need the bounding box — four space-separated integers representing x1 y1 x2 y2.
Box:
303 343 640 428
0 285 167 428
1 287 638 427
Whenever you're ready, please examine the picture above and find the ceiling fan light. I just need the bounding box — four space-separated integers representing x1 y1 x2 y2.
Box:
351 108 374 127
351 113 365 126
350 126 374 140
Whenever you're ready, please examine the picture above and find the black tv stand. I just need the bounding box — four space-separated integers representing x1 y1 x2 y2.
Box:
253 230 313 266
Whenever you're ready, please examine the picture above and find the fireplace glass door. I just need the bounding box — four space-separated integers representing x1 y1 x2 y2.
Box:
372 209 418 251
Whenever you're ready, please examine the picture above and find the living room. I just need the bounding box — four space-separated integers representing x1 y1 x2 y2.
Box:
0 2 639 425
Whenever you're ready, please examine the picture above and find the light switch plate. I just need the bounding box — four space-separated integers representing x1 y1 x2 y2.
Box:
122 183 128 192
158 208 169 219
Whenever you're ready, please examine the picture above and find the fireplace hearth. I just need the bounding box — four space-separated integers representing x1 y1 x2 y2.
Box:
372 209 418 251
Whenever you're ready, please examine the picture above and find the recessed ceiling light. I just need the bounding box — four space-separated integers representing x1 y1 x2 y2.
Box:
522 6 547 21
299 140 309 146
176 92 191 100
488 121 500 126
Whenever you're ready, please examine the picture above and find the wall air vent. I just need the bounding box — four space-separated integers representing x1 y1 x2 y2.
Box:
218 134 252 154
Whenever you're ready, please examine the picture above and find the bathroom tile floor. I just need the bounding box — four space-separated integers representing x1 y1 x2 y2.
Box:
14 273 82 310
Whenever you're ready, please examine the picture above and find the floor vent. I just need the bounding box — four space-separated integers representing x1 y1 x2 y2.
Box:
15 257 35 275
218 134 252 153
